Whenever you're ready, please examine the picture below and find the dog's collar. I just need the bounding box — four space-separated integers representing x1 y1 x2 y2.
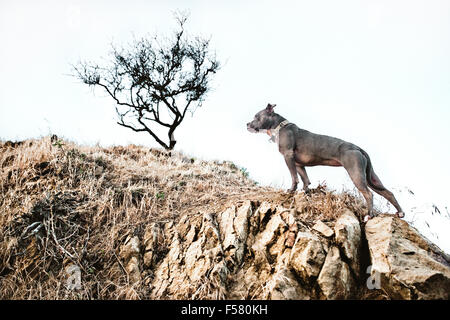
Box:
267 120 290 143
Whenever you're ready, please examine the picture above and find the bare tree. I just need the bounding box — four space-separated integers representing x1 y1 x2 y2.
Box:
73 13 219 150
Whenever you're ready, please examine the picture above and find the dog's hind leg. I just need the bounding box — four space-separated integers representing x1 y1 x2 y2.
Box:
360 149 405 218
342 150 374 221
367 170 404 218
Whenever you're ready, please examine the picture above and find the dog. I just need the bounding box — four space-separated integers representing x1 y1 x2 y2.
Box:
247 103 404 221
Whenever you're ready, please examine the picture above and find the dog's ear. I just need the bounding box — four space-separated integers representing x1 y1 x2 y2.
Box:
266 103 276 113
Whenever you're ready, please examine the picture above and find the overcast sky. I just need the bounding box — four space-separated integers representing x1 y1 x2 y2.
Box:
1 0 449 215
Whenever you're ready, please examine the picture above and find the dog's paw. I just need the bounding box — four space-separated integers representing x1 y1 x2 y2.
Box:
303 187 311 195
396 211 405 218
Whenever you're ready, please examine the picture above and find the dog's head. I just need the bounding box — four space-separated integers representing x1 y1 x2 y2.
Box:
247 103 278 133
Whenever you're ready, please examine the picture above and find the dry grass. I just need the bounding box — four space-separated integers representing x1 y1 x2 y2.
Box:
0 136 373 299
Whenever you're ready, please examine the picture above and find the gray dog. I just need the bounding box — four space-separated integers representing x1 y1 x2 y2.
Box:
247 103 404 221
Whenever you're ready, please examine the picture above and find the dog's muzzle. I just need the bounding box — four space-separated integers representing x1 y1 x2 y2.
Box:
247 123 258 133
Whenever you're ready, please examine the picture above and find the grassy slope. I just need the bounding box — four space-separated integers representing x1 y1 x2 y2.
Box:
0 136 370 299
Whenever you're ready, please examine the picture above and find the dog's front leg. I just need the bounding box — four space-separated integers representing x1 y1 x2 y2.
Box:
296 164 311 193
283 150 299 193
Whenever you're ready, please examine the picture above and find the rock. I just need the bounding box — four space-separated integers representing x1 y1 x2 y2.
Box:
143 223 164 269
334 209 361 275
289 231 326 280
150 212 229 299
217 201 252 267
317 246 355 299
280 209 298 247
312 220 334 238
365 216 450 299
251 211 286 254
264 266 310 300
119 235 141 284
94 165 104 177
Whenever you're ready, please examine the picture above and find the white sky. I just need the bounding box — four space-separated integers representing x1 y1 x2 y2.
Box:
1 1 449 221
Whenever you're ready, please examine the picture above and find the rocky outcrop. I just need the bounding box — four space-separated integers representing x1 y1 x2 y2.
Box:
4 138 448 300
365 216 450 299
118 202 450 300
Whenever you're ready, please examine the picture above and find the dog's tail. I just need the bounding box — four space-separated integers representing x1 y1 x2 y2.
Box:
359 148 385 192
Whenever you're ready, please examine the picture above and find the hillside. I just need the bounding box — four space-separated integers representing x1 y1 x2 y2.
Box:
0 137 449 299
